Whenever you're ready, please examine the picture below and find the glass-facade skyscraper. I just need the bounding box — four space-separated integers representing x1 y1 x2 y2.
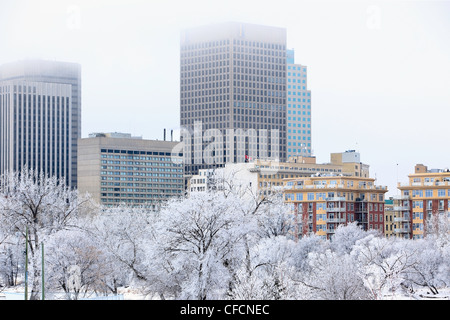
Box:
0 60 81 187
286 49 312 158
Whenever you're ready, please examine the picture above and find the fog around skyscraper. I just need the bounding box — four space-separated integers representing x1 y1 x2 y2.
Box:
0 0 449 196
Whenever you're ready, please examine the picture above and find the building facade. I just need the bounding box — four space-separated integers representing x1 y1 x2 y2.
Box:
384 195 411 238
286 49 312 157
77 133 184 209
0 60 81 187
189 157 341 195
189 150 371 199
180 22 287 177
284 175 388 240
397 164 450 239
329 150 370 178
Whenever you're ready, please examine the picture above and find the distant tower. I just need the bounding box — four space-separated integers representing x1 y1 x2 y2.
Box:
180 22 287 177
286 49 312 158
0 60 81 187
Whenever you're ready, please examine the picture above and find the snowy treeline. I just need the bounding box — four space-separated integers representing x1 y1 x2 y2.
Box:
0 168 449 300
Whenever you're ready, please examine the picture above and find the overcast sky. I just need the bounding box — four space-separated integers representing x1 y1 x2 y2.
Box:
0 0 449 196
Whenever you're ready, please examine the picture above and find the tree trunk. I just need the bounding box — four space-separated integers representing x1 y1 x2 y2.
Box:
29 255 41 300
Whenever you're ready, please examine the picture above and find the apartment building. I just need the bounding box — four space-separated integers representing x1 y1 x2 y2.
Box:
397 164 450 239
384 195 412 238
283 174 388 240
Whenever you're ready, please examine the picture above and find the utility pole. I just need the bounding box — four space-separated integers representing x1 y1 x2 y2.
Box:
42 242 45 300
24 226 28 301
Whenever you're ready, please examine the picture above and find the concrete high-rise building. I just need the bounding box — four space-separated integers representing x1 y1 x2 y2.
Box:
0 60 81 187
286 49 312 157
180 22 287 177
77 132 184 209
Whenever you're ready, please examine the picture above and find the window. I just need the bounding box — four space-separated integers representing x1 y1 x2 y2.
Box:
413 190 423 197
285 194 294 201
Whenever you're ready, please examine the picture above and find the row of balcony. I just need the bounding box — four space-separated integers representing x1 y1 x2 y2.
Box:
392 205 410 211
308 207 346 212
290 184 388 190
393 216 411 222
325 207 346 212
394 227 411 234
398 180 450 187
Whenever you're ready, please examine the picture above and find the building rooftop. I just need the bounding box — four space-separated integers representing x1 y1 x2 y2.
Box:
88 132 142 139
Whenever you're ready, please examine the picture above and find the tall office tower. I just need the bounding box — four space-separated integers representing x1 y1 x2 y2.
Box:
286 49 312 158
180 22 287 177
0 60 81 187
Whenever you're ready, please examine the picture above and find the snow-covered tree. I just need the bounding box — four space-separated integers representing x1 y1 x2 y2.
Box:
45 229 111 300
331 222 377 255
351 235 417 299
155 191 247 300
299 249 370 300
85 204 155 297
425 212 450 248
254 193 296 239
0 234 24 288
292 233 327 272
230 236 299 300
406 240 444 295
0 168 91 299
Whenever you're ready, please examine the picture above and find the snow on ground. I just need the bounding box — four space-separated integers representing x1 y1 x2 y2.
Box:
3 286 447 300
